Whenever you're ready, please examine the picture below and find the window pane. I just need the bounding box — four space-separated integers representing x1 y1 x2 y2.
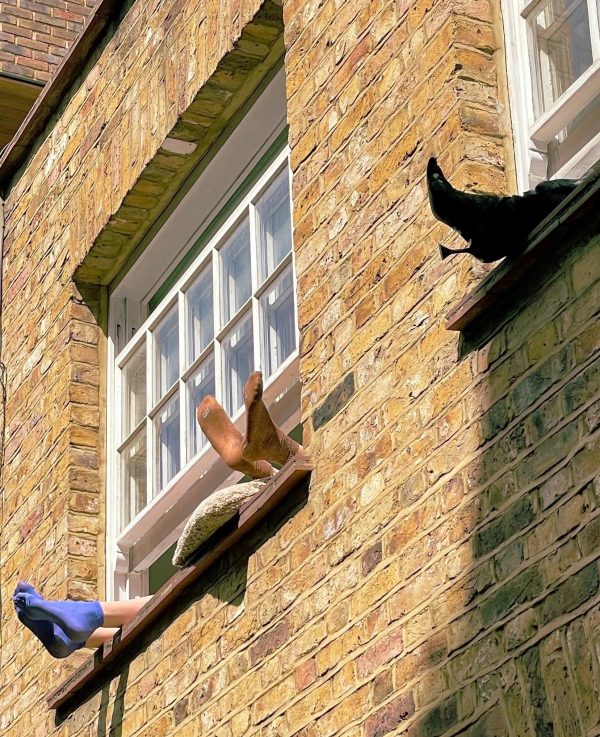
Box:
256 168 292 282
154 306 179 401
121 342 146 439
120 430 147 530
222 313 253 416
220 218 251 325
155 393 181 493
186 267 214 366
260 265 296 379
530 0 593 115
186 355 215 460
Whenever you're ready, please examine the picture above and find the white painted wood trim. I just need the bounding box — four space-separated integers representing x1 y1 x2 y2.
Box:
529 60 600 144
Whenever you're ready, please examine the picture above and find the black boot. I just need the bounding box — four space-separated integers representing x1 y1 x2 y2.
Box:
427 157 578 262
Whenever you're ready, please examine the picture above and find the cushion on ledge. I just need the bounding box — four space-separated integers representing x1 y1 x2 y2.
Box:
172 479 268 567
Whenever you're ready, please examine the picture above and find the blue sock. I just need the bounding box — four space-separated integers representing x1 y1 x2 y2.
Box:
13 588 103 642
13 583 84 659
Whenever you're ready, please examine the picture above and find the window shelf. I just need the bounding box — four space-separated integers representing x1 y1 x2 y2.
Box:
445 165 600 331
47 459 312 711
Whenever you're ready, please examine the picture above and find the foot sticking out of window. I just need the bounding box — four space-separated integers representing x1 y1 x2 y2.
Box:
13 581 152 659
426 157 579 262
197 370 309 477
171 371 310 567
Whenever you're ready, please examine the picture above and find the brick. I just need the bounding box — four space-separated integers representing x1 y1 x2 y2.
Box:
249 620 291 665
365 692 415 737
517 423 579 487
417 694 458 737
578 515 600 556
571 237 600 293
565 618 600 729
295 659 317 691
481 566 543 627
519 645 554 737
373 670 394 705
541 563 599 625
3 1 600 735
357 630 404 678
474 495 534 558
362 541 383 575
312 372 356 430
505 609 539 650
563 361 600 414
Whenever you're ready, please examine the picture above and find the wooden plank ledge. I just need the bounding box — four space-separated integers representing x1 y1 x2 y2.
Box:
445 166 600 331
47 459 312 710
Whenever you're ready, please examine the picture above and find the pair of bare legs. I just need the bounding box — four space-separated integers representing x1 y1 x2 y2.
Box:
16 372 307 655
197 371 307 479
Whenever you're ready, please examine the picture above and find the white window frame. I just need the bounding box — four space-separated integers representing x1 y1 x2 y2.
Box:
502 0 600 189
106 71 300 600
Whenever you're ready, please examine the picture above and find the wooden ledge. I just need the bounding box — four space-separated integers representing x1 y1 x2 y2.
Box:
445 166 600 331
47 459 312 710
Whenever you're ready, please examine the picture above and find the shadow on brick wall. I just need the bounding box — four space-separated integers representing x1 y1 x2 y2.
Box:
400 212 600 735
96 665 129 737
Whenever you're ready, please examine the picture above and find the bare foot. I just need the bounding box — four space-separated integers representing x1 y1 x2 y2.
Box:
197 396 276 479
242 372 307 466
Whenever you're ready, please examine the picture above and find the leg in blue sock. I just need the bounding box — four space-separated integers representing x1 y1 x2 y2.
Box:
13 587 103 642
13 583 84 659
14 582 153 657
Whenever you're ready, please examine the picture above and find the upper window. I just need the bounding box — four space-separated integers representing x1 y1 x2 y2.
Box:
116 162 295 530
502 0 600 187
106 70 299 599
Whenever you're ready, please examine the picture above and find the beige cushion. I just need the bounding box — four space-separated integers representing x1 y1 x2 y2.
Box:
172 480 267 567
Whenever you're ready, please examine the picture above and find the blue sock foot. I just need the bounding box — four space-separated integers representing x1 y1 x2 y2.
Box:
13 589 103 642
13 583 84 659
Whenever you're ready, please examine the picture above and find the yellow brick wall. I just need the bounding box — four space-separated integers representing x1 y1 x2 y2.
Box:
1 0 599 736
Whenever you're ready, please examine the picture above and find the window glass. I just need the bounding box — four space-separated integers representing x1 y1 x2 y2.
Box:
187 266 214 365
256 168 292 282
260 264 296 378
154 392 181 493
121 342 146 438
220 218 252 325
222 313 254 416
114 153 296 530
154 306 179 401
529 0 594 116
186 356 216 459
121 431 147 530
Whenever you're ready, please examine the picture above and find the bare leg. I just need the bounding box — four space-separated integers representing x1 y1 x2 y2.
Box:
85 596 153 648
197 395 276 479
85 627 120 648
242 372 307 466
100 596 153 628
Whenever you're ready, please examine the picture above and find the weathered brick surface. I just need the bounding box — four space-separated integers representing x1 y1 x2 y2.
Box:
1 0 600 736
0 0 98 82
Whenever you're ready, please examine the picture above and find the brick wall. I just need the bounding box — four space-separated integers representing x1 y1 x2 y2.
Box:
1 0 599 736
0 0 98 82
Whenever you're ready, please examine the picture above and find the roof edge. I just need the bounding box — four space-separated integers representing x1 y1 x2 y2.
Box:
0 0 125 195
